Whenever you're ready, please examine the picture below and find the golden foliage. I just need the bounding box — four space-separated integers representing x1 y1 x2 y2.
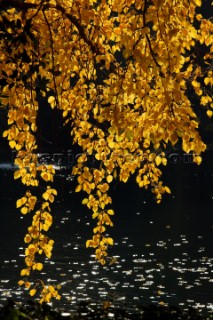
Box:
0 0 212 303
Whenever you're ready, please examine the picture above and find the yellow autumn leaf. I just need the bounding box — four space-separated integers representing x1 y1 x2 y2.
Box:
164 186 171 194
93 225 106 233
48 194 54 203
204 77 210 85
21 206 28 214
16 197 27 208
14 170 22 179
2 130 8 138
24 234 32 243
36 262 43 271
41 172 51 181
29 288 37 296
25 281 31 288
51 189 57 195
42 192 49 201
86 240 94 248
155 156 162 166
194 0 201 6
48 285 55 293
161 158 167 166
48 96 56 108
207 110 213 118
42 224 50 231
75 185 82 192
105 237 114 245
107 209 114 215
194 156 202 165
18 280 25 286
28 196 37 211
106 175 113 183
9 140 16 149
20 268 30 276
92 212 99 219
82 198 88 205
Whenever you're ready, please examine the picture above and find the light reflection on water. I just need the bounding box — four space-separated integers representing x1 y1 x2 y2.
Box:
0 215 212 315
0 168 213 315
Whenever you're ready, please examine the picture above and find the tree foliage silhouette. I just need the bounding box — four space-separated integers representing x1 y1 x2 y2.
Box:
0 0 212 302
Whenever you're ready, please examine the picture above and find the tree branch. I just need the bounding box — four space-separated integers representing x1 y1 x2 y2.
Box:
54 3 100 55
0 0 37 10
142 0 162 70
0 0 100 55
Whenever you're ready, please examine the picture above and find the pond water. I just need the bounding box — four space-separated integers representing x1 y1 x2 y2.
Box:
0 154 212 315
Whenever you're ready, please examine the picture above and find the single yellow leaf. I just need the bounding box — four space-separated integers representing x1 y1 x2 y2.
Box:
36 263 43 271
161 158 167 166
207 110 213 118
204 77 210 85
86 240 94 248
28 196 37 211
107 209 114 215
75 185 82 192
106 237 114 245
194 0 201 6
9 140 16 149
164 186 171 194
82 198 88 205
29 288 37 296
24 234 32 243
2 130 8 138
41 172 51 181
42 224 50 231
51 189 57 195
25 281 31 288
92 212 99 219
42 192 49 201
21 206 28 214
18 280 25 286
106 175 113 183
155 156 162 166
194 156 202 165
14 170 22 179
48 96 56 108
48 194 54 203
16 197 27 208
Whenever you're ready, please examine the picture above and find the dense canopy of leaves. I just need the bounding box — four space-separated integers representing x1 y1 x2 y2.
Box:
0 0 212 303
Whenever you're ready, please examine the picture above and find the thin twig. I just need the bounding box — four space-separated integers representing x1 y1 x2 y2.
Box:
142 0 161 70
42 9 59 108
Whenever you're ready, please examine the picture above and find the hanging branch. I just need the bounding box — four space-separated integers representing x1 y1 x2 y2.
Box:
42 9 59 108
55 3 101 55
142 0 162 70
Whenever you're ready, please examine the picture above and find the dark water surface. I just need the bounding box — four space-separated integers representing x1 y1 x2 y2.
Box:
0 154 212 315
